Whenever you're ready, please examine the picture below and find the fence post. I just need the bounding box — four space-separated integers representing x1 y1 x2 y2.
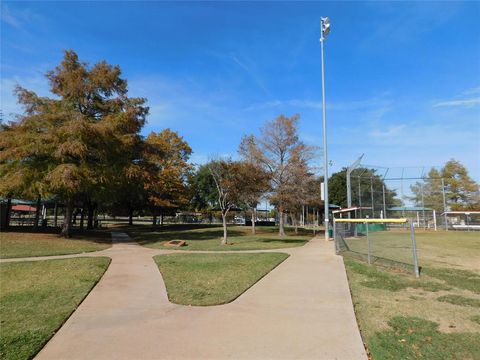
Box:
441 178 448 231
358 178 362 218
433 209 437 231
333 218 338 254
410 221 420 278
421 183 426 230
370 177 375 217
382 184 387 219
366 221 371 264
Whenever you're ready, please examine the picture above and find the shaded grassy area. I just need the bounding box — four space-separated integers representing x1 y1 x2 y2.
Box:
154 252 289 305
341 230 480 271
0 230 111 259
0 257 110 360
130 224 312 251
344 244 480 360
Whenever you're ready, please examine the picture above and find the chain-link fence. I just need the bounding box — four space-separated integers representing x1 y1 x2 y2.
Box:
346 165 480 231
334 218 419 277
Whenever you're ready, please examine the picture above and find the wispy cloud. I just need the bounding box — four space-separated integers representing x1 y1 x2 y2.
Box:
461 86 480 96
230 53 271 97
243 96 392 113
432 86 480 108
432 98 480 108
0 4 43 31
360 2 461 46
1 5 21 28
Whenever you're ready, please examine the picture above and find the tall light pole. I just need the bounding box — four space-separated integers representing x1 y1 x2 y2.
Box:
320 16 330 241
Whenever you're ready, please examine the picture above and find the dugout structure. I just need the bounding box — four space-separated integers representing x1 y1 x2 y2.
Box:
334 218 419 277
442 211 480 231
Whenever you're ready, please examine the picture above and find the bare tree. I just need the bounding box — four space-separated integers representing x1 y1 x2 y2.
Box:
236 161 271 235
240 114 315 237
208 159 242 244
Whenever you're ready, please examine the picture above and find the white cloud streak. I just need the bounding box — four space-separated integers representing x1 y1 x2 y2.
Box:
432 98 480 108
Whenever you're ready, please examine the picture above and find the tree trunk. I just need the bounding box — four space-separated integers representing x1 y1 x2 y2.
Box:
54 202 58 227
61 200 73 238
221 212 228 245
152 214 157 226
251 208 256 235
293 214 298 234
6 198 11 229
79 209 85 230
160 213 164 226
128 208 133 226
278 205 286 237
87 204 95 229
93 208 99 228
34 198 41 229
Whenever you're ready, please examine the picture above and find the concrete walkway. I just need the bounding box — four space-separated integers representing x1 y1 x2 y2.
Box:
24 232 367 360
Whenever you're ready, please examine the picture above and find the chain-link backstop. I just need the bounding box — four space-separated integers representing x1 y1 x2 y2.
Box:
334 218 420 277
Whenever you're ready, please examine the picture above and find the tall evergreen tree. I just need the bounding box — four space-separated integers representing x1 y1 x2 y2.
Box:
0 50 148 236
411 160 479 211
144 129 192 224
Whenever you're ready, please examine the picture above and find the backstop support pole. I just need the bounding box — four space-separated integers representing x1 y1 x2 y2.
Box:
441 178 448 231
366 222 371 264
370 177 375 217
421 183 426 230
410 221 420 278
382 185 386 219
358 178 362 218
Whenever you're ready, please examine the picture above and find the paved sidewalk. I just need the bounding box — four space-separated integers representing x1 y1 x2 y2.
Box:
34 232 367 360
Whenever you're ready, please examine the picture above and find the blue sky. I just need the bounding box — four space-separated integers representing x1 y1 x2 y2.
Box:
1 1 480 180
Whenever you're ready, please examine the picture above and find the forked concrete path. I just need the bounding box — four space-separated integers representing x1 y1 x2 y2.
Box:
27 232 367 360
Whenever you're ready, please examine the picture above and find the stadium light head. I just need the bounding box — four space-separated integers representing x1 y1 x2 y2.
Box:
321 17 330 39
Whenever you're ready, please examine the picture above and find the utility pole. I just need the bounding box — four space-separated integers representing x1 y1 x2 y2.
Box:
320 16 330 241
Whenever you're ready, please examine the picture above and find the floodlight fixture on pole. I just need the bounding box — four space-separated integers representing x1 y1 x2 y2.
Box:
320 16 330 241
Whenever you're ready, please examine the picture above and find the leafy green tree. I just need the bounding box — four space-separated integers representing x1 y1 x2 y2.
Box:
442 159 479 210
189 164 218 212
411 160 479 211
410 168 444 212
329 168 399 213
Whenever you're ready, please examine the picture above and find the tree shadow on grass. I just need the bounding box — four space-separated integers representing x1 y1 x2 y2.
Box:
116 223 221 233
134 229 246 245
2 227 112 245
127 224 313 246
257 238 308 245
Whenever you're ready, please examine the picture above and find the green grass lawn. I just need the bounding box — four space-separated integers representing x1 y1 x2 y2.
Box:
0 257 110 360
130 224 312 251
154 252 289 305
343 230 480 359
0 231 112 259
341 230 480 271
